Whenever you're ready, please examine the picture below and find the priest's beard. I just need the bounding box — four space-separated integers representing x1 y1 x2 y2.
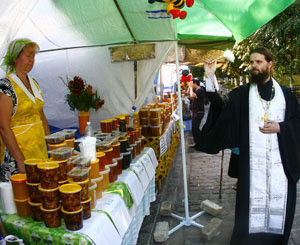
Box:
250 69 270 86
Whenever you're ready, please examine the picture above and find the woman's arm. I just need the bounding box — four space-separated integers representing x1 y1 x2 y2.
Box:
0 93 25 173
40 109 50 136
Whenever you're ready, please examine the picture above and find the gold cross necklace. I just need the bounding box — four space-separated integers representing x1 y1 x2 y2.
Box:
257 83 274 126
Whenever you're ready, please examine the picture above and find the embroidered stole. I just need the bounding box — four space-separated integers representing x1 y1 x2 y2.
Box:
248 79 287 234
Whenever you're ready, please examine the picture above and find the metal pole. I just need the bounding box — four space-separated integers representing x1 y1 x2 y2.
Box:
174 42 189 220
219 150 224 199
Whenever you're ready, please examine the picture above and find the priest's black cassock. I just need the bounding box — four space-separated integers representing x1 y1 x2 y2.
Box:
196 79 300 245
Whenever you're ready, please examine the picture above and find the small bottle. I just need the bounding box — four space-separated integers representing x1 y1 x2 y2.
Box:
128 106 136 129
84 122 93 136
119 116 127 132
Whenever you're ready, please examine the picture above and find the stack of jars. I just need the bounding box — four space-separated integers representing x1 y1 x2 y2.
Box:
149 108 162 137
67 157 92 221
10 173 31 218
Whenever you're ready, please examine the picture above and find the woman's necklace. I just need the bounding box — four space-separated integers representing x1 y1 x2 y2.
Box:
257 84 274 126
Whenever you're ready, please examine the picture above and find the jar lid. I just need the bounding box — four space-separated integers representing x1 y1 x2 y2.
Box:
81 197 92 204
100 120 107 123
120 116 125 120
56 159 68 164
38 184 59 192
48 141 67 147
59 183 82 194
68 178 89 185
61 206 83 214
58 180 68 185
40 205 61 212
91 159 99 164
65 138 75 142
10 174 27 183
113 156 123 161
28 200 42 206
104 147 113 152
100 167 110 175
24 159 44 166
37 162 59 170
14 197 29 202
112 142 120 146
92 174 104 182
96 152 105 157
26 181 39 186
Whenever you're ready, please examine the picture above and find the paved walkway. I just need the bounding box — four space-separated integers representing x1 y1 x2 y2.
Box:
137 131 300 245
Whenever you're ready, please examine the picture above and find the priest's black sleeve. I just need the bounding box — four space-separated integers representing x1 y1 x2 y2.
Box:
278 86 300 184
196 87 242 154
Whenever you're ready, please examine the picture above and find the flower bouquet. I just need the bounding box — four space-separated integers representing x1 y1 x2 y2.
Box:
61 76 104 134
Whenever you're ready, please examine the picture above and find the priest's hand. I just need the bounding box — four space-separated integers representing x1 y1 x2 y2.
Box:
259 120 280 134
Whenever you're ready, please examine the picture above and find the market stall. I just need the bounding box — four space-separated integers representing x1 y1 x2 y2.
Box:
1 147 157 245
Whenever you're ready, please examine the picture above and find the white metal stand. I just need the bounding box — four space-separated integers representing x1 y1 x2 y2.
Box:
168 42 206 236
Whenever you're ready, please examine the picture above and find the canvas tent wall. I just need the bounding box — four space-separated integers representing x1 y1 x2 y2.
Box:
0 0 296 129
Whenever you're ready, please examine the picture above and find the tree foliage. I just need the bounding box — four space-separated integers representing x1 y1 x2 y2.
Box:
226 1 300 84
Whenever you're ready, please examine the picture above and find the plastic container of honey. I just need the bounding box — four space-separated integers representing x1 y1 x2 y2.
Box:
99 167 110 191
139 108 148 118
92 175 103 199
88 181 97 208
135 140 142 156
96 151 106 171
45 133 65 144
49 147 73 160
100 120 112 133
119 138 129 153
39 185 60 209
141 125 149 137
37 162 59 189
140 136 145 151
121 152 131 169
59 183 82 212
112 142 120 158
28 200 43 221
150 118 160 126
57 159 68 181
40 205 61 228
150 108 161 118
90 159 100 179
107 160 118 183
81 197 92 219
61 206 83 231
26 181 42 203
24 159 43 183
140 117 149 126
72 156 91 169
127 131 135 145
150 125 162 137
104 147 113 166
67 167 90 182
68 178 89 201
112 156 123 175
14 198 31 218
48 141 67 151
60 129 77 139
10 174 29 199
111 118 117 131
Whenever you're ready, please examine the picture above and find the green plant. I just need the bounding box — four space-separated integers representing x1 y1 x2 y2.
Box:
61 76 104 112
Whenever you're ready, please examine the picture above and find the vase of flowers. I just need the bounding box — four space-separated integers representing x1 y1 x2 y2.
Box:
61 76 104 134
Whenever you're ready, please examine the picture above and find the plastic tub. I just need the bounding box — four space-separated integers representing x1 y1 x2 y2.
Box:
99 167 110 191
60 129 77 140
150 125 162 137
92 175 103 199
10 174 29 199
112 142 120 158
28 200 43 221
67 167 90 182
26 181 42 203
96 140 112 151
90 159 100 179
141 125 150 137
140 117 149 126
113 156 123 175
135 140 141 156
65 138 75 148
40 205 61 228
72 156 91 169
81 197 91 219
61 206 83 231
24 159 43 183
37 162 59 189
58 180 68 186
45 133 65 144
121 152 131 169
88 181 97 208
57 159 68 181
49 147 73 160
59 184 82 212
139 108 148 118
68 178 89 201
150 108 161 118
104 147 113 166
39 185 60 209
107 160 118 183
14 198 31 218
150 118 160 126
119 138 129 153
96 151 106 171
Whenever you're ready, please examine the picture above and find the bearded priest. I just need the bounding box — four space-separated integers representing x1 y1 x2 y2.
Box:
196 46 300 245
